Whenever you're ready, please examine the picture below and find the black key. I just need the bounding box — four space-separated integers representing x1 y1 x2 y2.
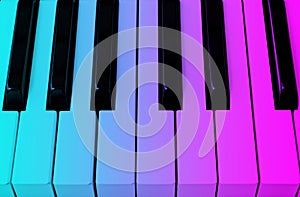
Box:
46 0 79 111
262 0 298 110
202 0 230 110
91 0 119 111
158 0 182 111
3 0 39 111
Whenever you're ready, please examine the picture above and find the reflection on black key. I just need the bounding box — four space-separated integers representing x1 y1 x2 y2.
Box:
158 0 182 111
47 0 79 111
91 0 119 111
3 0 39 111
262 0 298 110
202 0 230 110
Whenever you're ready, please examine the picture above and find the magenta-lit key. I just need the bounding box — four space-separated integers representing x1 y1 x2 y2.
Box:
243 0 299 196
286 0 300 168
177 0 216 196
137 0 175 196
215 0 258 196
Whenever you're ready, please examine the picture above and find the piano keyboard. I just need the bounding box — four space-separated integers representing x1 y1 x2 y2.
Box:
0 0 299 196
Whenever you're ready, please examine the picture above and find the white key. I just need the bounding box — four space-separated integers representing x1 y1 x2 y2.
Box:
137 0 175 196
243 0 299 196
12 1 58 196
216 0 258 196
53 1 97 196
0 1 19 196
96 0 137 196
177 0 216 196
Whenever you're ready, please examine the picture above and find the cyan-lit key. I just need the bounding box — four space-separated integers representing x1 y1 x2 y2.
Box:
137 1 175 196
286 0 300 168
0 1 19 196
177 0 216 196
12 1 57 196
53 1 97 196
243 0 299 196
216 0 258 195
96 0 136 196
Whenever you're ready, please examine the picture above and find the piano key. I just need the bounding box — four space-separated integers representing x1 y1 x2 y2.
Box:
0 111 18 197
96 111 136 197
158 0 182 111
286 0 300 167
3 0 40 111
215 0 258 195
92 0 119 110
96 0 136 196
0 1 19 196
201 0 230 110
177 0 216 196
46 0 79 111
243 0 299 196
137 0 175 196
262 0 298 110
12 1 57 196
53 1 97 196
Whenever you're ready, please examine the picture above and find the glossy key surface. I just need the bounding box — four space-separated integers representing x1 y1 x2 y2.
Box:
158 0 182 111
177 0 216 196
47 0 79 111
243 0 299 195
96 0 136 196
262 0 298 110
0 1 19 196
3 0 40 111
286 0 300 171
216 0 258 195
53 1 97 196
137 0 175 196
12 1 57 196
202 0 230 110
92 0 119 110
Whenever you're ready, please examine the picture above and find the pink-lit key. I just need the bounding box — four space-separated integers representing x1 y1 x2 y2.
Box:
215 0 258 196
286 0 300 169
177 0 216 196
243 0 299 196
137 0 175 196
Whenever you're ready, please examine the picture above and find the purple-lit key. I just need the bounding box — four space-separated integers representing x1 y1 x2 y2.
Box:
96 0 137 196
177 0 216 196
243 0 299 196
286 0 300 169
137 0 175 196
215 0 258 196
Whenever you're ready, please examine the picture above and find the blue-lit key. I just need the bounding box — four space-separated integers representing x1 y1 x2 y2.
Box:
53 0 97 196
0 1 19 196
11 1 57 196
96 0 137 196
137 0 175 196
